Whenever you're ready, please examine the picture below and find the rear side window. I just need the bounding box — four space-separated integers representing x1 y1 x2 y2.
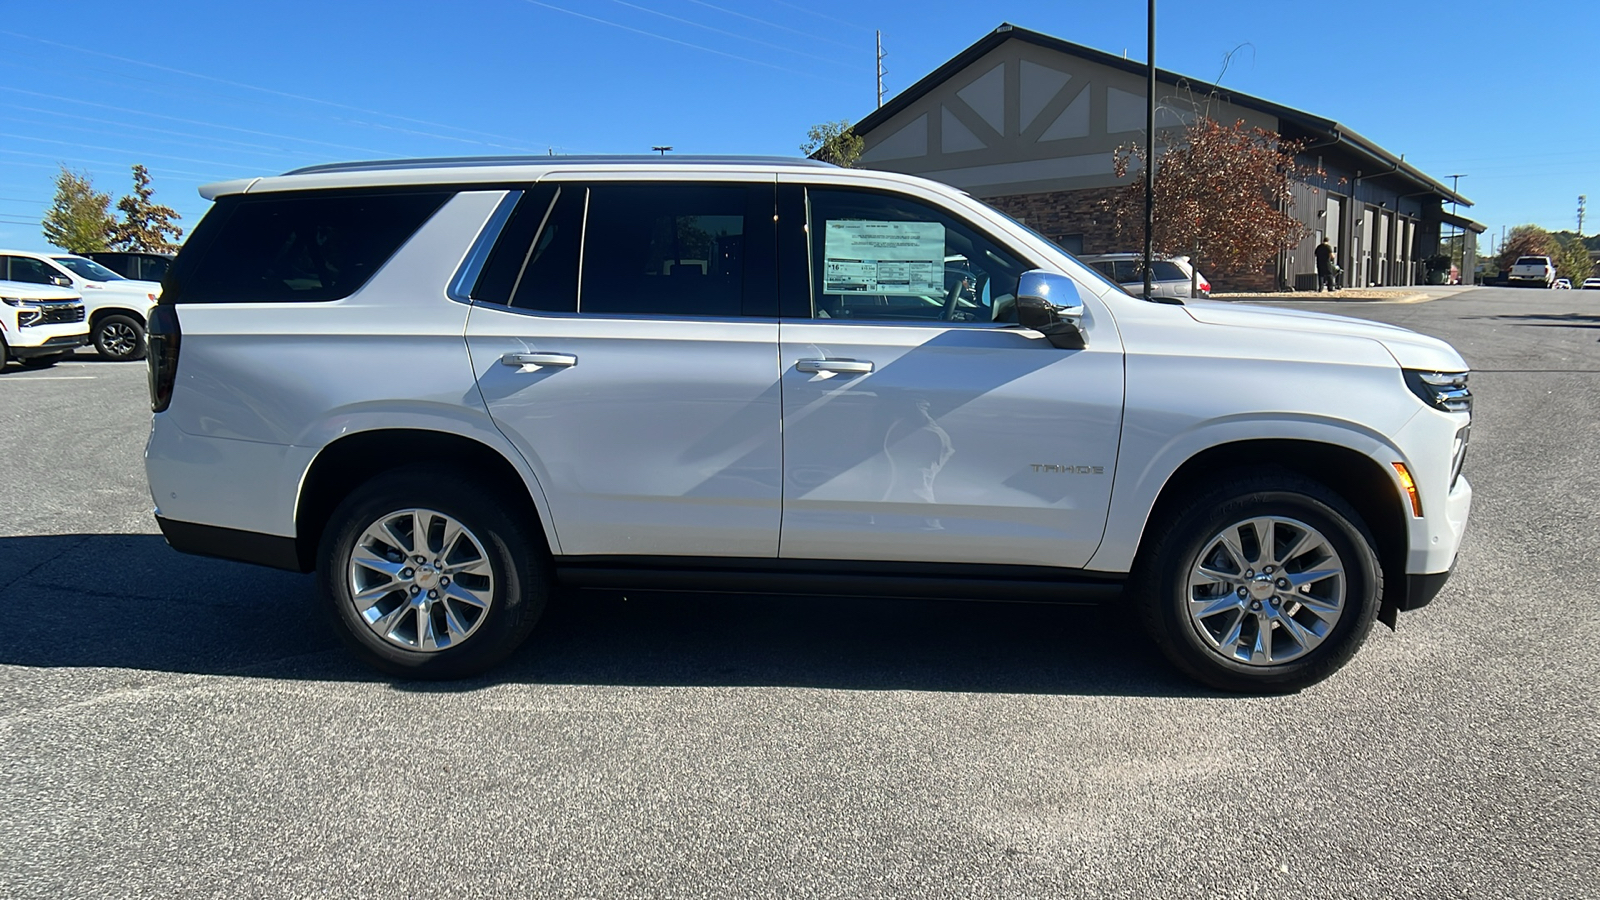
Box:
581 183 755 317
165 190 451 303
471 184 583 312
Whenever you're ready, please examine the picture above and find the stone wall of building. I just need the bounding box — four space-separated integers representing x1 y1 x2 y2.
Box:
986 186 1279 292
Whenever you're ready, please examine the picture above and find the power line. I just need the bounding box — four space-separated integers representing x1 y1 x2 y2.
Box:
0 87 400 158
518 0 849 84
680 0 862 51
0 29 544 148
603 0 864 68
764 0 874 32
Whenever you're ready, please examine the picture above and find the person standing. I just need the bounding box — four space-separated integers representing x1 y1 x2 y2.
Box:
1315 238 1337 292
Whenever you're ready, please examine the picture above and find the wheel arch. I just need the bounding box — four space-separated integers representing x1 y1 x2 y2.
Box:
88 305 147 328
1133 439 1409 620
294 428 551 572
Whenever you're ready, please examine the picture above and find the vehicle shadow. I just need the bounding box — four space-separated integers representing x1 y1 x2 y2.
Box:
1467 312 1600 330
0 534 1204 698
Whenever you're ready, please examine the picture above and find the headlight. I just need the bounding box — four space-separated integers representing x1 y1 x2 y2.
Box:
2 296 36 307
1404 370 1471 414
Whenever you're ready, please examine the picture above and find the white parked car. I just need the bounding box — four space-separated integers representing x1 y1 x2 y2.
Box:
144 156 1474 693
1583 277 1600 290
0 280 88 369
1554 278 1572 289
0 250 160 360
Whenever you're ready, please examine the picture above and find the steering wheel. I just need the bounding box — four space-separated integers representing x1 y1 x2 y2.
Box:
940 280 963 320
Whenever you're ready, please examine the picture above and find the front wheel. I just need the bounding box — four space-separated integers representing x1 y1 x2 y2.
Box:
1133 473 1382 693
318 466 549 679
93 314 146 361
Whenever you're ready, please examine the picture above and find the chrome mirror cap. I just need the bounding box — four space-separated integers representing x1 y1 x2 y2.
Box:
1018 270 1083 320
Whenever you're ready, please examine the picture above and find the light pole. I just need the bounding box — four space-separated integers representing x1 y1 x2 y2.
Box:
652 146 673 156
1445 174 1466 275
1142 0 1156 301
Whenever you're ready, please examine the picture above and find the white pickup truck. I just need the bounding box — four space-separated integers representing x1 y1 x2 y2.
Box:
0 280 88 369
1506 255 1556 288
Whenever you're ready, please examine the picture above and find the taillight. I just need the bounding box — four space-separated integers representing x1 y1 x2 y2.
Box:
147 304 181 412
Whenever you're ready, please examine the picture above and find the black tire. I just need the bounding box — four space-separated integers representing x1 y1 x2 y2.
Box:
93 313 146 361
1131 472 1381 693
317 466 549 679
18 352 67 369
0 337 8 369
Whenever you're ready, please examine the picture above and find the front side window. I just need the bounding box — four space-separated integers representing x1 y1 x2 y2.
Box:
804 189 1029 323
4 256 59 285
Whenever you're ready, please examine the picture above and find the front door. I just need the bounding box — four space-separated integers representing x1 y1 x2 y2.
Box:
776 185 1125 568
465 180 783 558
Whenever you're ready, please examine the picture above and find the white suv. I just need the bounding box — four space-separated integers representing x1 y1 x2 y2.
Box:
144 157 1473 692
0 280 88 369
0 250 161 360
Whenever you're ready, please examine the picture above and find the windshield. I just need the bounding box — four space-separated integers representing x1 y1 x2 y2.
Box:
979 200 1130 297
52 256 125 281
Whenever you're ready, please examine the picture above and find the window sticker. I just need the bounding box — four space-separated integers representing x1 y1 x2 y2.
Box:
823 220 945 295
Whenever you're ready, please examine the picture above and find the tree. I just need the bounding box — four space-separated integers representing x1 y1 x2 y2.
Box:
1495 225 1558 272
112 164 184 252
42 166 114 253
1556 234 1595 285
1107 117 1320 277
801 120 863 168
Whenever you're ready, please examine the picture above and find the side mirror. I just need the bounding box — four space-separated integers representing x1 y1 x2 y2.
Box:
49 275 71 288
1015 270 1087 349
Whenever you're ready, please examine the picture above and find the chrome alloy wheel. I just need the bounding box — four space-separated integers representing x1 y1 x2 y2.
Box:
345 508 495 652
1184 516 1346 666
100 321 141 357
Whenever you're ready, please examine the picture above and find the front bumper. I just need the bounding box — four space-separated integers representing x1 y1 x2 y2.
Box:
12 332 89 357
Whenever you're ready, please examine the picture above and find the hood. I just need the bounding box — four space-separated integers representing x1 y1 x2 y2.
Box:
78 279 162 301
1182 300 1468 372
0 279 81 302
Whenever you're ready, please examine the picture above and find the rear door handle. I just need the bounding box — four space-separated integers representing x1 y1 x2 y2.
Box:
500 352 578 369
795 358 874 376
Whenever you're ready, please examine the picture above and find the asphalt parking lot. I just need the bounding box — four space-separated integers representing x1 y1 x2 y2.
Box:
2 286 1596 899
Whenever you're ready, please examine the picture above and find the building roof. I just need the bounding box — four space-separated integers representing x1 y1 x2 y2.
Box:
852 24 1473 208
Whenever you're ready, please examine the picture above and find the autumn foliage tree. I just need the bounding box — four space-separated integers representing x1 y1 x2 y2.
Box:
1496 224 1559 272
1109 117 1320 278
43 166 115 253
801 120 864 168
113 164 184 253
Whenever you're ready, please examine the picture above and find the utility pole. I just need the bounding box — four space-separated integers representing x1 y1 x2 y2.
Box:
1142 0 1156 301
652 146 672 156
876 31 886 108
1579 195 1587 236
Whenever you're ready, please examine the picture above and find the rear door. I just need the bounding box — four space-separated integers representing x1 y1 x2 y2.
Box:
464 178 784 558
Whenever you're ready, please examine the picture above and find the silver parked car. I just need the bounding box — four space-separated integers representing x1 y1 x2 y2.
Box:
1078 252 1210 300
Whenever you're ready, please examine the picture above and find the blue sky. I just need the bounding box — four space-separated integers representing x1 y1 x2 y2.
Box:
2 0 1593 254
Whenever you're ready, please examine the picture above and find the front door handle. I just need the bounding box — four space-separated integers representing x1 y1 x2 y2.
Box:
795 358 874 376
501 351 578 369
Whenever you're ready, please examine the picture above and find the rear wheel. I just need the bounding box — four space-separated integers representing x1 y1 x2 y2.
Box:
318 466 549 679
93 314 146 361
1133 473 1382 693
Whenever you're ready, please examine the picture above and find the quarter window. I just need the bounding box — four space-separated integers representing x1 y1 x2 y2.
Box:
804 189 1029 323
165 190 452 303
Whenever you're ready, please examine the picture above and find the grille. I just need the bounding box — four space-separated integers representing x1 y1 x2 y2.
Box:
37 302 85 325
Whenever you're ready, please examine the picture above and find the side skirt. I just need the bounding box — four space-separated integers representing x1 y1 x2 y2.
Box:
553 556 1125 604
